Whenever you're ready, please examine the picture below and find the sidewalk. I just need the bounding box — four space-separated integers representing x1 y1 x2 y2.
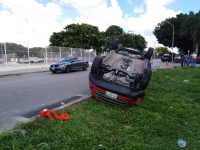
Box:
0 62 94 77
0 64 49 77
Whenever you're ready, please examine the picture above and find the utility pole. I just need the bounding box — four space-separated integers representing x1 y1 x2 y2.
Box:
153 41 156 59
4 43 7 67
128 30 135 34
166 20 174 62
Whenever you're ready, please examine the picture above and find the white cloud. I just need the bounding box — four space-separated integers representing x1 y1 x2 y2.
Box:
127 0 132 5
0 0 63 47
134 3 145 13
0 0 181 51
127 0 180 50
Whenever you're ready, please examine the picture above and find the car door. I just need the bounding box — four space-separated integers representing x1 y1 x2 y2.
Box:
70 58 79 70
76 58 85 69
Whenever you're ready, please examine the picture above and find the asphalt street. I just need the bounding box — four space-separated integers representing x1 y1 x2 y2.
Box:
0 65 91 133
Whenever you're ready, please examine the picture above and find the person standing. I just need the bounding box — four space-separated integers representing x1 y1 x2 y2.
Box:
188 54 192 66
191 52 197 67
183 53 188 66
180 54 184 66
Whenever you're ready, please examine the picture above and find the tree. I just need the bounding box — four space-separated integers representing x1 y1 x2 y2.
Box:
105 25 124 44
49 23 109 53
117 33 135 48
2 43 27 57
153 13 193 54
117 33 147 51
181 11 200 54
134 34 147 50
29 47 46 57
155 46 169 56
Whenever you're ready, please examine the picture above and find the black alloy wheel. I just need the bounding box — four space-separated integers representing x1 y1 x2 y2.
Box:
65 65 71 73
83 64 87 71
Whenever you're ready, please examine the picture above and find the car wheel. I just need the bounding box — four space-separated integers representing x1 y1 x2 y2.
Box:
52 71 57 73
65 65 71 73
111 38 119 50
83 64 87 71
144 47 154 59
91 56 103 74
139 68 152 89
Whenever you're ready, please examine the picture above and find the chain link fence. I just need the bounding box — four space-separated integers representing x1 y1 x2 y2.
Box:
0 43 97 67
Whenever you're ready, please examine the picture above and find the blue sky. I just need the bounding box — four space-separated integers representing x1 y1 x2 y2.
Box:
0 0 199 51
117 0 200 17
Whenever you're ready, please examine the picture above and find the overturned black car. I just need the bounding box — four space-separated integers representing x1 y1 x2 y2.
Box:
89 39 154 107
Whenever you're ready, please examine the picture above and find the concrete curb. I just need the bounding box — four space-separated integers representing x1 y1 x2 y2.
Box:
0 68 49 77
0 95 93 133
26 95 92 123
158 66 173 70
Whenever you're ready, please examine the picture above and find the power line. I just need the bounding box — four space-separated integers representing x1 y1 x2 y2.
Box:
65 0 119 25
53 0 114 26
1 0 117 27
0 0 63 22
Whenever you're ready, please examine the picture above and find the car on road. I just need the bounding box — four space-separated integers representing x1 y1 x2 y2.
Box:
49 57 89 73
174 56 181 63
161 53 172 62
89 39 154 107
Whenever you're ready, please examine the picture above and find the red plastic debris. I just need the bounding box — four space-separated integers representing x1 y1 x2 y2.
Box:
39 109 70 121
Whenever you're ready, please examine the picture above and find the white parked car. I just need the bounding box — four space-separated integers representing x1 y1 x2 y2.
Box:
0 59 4 64
34 57 44 63
18 58 29 63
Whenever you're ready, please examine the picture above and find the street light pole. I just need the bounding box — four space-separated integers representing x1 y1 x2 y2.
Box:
166 20 174 62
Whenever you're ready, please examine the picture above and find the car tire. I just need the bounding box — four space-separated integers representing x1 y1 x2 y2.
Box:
144 47 154 59
139 68 152 89
111 38 119 50
52 71 57 73
65 65 71 73
91 56 103 74
83 64 87 71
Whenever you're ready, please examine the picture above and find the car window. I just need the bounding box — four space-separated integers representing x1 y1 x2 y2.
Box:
72 58 78 62
59 58 71 62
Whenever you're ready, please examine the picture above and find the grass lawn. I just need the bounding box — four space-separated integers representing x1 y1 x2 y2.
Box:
0 66 200 150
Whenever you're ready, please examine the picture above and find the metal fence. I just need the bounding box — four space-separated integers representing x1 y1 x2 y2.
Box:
0 43 97 67
46 46 96 64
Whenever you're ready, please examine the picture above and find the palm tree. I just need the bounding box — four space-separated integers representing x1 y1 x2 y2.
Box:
181 11 200 55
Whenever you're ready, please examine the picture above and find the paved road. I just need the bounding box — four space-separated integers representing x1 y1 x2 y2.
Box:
0 69 91 132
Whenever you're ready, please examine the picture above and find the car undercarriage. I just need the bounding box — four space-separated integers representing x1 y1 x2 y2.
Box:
89 39 154 106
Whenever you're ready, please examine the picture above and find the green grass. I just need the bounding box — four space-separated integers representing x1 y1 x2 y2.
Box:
1 67 200 150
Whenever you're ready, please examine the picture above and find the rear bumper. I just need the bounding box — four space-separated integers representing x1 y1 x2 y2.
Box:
89 72 145 106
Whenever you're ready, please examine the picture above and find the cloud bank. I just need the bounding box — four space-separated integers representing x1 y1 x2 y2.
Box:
0 0 181 48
